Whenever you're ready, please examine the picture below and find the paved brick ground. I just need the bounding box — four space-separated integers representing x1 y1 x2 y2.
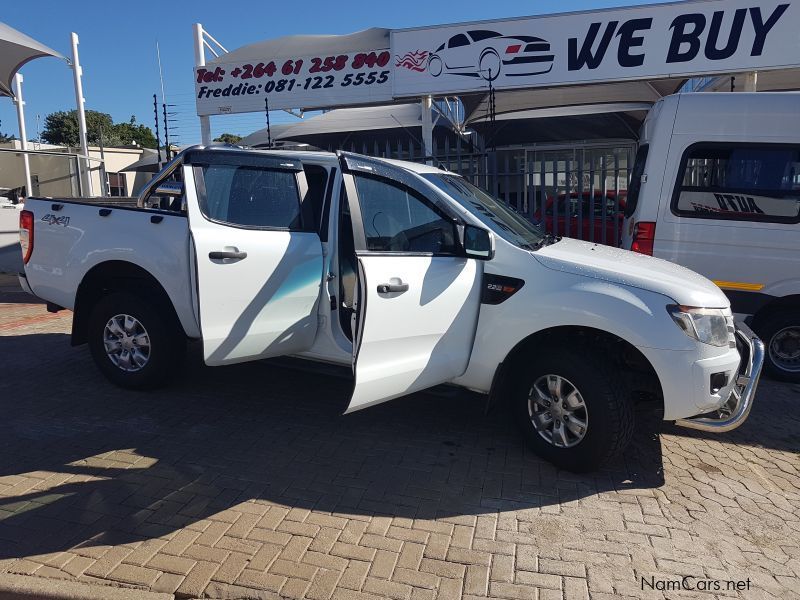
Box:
0 274 798 599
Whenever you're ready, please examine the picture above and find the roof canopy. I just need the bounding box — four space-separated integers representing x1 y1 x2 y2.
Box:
210 28 389 65
243 103 446 148
0 21 63 97
462 78 684 124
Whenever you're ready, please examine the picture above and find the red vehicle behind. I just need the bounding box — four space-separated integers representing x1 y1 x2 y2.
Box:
534 190 627 246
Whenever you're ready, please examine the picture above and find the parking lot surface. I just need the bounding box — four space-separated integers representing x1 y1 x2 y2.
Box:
0 274 798 600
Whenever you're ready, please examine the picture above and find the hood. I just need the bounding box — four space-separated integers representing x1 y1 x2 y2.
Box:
533 238 729 308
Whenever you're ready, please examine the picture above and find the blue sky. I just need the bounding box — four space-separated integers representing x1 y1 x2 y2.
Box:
0 0 669 145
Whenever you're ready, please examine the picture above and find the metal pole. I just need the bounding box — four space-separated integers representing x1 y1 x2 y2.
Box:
13 74 32 198
194 23 212 145
421 95 433 165
153 94 162 164
163 103 170 160
70 32 93 196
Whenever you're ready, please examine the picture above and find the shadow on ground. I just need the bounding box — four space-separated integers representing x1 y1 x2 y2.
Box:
0 330 704 560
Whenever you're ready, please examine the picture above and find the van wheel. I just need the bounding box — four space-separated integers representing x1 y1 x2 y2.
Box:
88 292 185 389
512 348 634 472
756 310 800 382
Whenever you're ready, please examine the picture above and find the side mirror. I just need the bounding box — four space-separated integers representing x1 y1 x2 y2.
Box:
462 224 494 260
154 181 184 198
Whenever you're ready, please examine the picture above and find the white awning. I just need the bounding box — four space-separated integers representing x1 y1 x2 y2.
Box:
0 21 63 97
210 28 390 65
462 78 685 124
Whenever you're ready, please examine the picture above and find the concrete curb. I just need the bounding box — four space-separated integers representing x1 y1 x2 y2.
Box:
0 573 173 600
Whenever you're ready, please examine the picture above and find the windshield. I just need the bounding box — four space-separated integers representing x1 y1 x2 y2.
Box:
423 173 545 250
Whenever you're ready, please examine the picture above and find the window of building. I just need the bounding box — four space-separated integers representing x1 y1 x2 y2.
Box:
672 143 800 223
107 172 126 197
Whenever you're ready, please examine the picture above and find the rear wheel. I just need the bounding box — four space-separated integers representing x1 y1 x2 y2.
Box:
88 292 185 389
756 310 800 382
512 347 634 472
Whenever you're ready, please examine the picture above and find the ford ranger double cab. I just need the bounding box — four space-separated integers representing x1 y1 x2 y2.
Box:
18 146 764 471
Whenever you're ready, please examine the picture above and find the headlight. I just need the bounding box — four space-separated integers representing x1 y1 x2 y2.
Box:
667 305 730 347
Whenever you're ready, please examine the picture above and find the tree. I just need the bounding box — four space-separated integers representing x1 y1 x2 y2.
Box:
41 110 157 149
213 133 243 144
0 132 16 143
110 116 158 148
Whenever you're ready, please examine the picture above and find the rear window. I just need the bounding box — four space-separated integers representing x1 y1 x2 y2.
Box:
671 143 800 224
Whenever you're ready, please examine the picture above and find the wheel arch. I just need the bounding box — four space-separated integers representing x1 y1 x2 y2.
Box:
486 325 664 415
72 260 186 346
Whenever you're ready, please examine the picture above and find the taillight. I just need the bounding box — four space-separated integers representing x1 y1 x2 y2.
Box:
505 44 521 54
19 210 34 264
630 221 655 256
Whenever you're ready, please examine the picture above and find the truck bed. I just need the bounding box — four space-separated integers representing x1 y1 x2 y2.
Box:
21 197 199 338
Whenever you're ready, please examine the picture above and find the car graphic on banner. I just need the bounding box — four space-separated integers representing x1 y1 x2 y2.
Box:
426 30 554 81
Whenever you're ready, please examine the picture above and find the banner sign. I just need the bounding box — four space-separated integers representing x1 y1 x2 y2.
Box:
195 50 393 116
391 0 799 97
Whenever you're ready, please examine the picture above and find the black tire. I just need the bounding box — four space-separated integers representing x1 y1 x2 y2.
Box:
87 291 185 390
755 309 800 383
512 347 634 472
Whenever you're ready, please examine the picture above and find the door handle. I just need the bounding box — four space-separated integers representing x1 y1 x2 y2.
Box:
377 282 409 294
209 250 247 260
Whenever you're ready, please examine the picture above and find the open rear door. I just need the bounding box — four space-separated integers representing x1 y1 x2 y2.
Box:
186 149 324 366
338 153 482 412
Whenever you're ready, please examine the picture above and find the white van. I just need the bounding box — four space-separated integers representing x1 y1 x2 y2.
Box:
622 92 800 382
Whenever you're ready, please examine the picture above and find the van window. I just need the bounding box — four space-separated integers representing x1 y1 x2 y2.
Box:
672 143 800 224
624 144 648 218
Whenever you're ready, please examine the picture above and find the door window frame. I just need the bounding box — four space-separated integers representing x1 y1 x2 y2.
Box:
339 152 464 257
670 141 800 225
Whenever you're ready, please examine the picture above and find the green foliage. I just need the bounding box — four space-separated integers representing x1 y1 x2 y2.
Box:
213 133 243 144
42 110 157 149
0 132 16 143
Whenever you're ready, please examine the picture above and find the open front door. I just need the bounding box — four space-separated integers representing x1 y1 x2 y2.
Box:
186 150 324 366
339 153 483 413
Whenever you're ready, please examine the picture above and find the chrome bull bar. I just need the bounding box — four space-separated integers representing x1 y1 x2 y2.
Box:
676 322 764 433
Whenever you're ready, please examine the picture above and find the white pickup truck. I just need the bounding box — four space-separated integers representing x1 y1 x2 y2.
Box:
18 146 763 471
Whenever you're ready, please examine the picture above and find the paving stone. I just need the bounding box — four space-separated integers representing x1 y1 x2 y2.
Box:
0 287 797 600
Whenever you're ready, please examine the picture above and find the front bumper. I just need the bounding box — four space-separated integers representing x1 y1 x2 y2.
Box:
675 322 764 433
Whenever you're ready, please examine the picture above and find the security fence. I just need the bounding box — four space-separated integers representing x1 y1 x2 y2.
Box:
330 136 635 247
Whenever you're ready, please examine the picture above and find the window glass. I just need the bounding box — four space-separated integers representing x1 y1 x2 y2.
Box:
448 34 470 48
201 164 301 228
423 174 544 250
353 174 456 253
674 145 800 223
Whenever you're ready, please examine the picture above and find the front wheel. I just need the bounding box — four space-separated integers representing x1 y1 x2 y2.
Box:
88 292 185 390
512 348 634 472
